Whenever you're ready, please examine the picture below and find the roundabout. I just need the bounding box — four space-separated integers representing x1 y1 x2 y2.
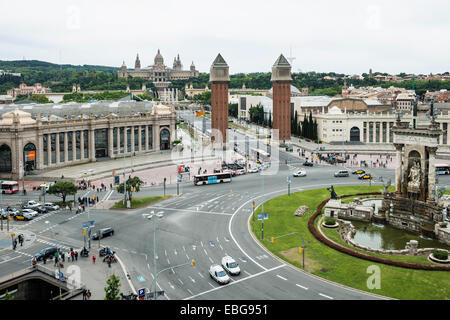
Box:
249 185 450 300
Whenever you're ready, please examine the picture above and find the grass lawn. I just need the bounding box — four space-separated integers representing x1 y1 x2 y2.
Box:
250 185 450 300
112 195 173 209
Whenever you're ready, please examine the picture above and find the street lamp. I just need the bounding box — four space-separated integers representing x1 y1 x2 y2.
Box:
81 169 94 249
45 220 62 298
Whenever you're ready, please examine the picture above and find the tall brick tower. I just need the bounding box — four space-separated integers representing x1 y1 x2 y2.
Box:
271 54 292 143
209 54 230 147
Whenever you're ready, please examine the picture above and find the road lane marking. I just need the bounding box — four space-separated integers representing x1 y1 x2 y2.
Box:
276 275 287 281
187 289 193 295
178 279 183 285
243 270 251 276
198 272 204 278
184 265 285 300
189 276 195 283
319 293 334 299
203 249 208 255
296 284 308 290
185 253 189 259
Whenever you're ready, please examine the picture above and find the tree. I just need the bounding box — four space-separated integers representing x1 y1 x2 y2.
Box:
47 181 77 203
228 103 238 118
1 290 14 300
104 274 121 300
117 176 144 204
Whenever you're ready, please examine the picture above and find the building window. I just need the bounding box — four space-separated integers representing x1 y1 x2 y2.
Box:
127 127 132 151
51 133 56 164
389 122 394 143
444 123 448 144
75 131 81 160
148 125 153 150
120 127 124 151
43 134 48 165
84 130 89 159
369 122 373 143
134 126 139 151
141 126 146 151
375 122 380 143
363 122 367 142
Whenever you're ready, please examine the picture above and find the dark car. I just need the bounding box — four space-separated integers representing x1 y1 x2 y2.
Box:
35 247 58 261
303 161 314 167
92 227 114 240
35 206 48 214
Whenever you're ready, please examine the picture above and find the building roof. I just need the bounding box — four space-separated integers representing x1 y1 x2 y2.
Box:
212 54 228 66
273 54 290 67
0 107 37 125
292 95 336 107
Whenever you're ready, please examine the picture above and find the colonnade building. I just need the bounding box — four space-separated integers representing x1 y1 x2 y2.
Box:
0 101 176 180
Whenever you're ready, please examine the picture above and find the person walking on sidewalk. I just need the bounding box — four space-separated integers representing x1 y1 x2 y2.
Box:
75 251 78 261
92 255 96 264
71 250 74 262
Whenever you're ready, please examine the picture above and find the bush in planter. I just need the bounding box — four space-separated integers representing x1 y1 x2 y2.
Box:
432 249 448 260
324 217 337 226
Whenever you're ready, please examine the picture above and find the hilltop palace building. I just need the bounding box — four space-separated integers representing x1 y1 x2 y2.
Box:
118 50 199 99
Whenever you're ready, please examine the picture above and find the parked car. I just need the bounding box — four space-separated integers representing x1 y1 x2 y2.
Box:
35 206 49 214
248 167 259 173
0 209 7 219
44 203 60 211
21 208 38 217
293 169 307 177
303 161 314 167
6 207 20 215
236 169 246 175
334 170 350 177
221 256 240 275
209 264 230 285
14 212 33 221
22 200 40 209
92 227 114 240
352 169 365 175
286 146 293 152
359 173 373 180
35 247 58 261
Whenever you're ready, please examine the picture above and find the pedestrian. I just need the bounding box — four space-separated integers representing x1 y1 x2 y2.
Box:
82 289 87 300
92 255 96 264
61 252 65 262
82 205 85 212
43 256 47 264
13 239 17 250
87 290 91 300
75 251 78 261
71 250 74 262
69 203 72 212
54 254 59 267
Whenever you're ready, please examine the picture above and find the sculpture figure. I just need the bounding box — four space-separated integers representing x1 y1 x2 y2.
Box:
327 185 338 200
408 161 421 189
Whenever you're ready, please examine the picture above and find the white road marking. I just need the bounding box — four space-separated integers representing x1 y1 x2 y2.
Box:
174 250 177 255
219 245 223 250
187 289 193 295
296 284 308 290
198 272 204 278
168 282 175 290
201 241 204 247
203 249 208 255
277 275 287 281
243 270 251 276
178 279 183 285
209 257 214 263
319 293 334 299
188 276 195 283
209 283 215 289
185 253 189 259
167 259 170 264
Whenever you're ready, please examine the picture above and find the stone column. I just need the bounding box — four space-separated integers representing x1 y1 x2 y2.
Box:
72 131 76 161
116 127 121 154
394 143 403 194
145 125 149 151
55 133 60 165
427 146 438 202
108 127 114 158
47 134 52 166
89 129 96 161
37 134 44 169
80 130 85 160
153 124 160 151
386 122 390 144
64 132 68 164
124 127 128 154
131 126 135 154
138 125 142 152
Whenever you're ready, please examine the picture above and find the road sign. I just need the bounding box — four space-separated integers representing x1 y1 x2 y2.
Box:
137 275 146 282
263 212 269 220
257 214 263 221
82 223 89 229
138 287 146 300
286 177 291 183
89 220 95 228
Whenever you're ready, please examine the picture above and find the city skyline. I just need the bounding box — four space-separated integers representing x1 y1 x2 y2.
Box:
1 0 449 75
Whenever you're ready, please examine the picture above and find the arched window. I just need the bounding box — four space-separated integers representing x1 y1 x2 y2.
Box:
350 127 360 142
0 144 12 173
160 128 170 150
24 143 37 172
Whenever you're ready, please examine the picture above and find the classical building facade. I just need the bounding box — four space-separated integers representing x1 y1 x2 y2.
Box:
118 50 199 82
0 102 176 180
7 83 51 98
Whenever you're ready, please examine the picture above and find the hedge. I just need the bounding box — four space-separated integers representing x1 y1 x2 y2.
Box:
308 192 450 271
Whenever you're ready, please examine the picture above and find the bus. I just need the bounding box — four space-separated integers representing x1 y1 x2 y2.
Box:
435 164 450 175
1 181 20 194
250 148 270 164
194 173 232 186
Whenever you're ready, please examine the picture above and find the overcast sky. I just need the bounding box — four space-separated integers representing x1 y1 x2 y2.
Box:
1 0 449 75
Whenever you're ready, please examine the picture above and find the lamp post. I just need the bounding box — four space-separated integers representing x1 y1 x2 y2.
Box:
81 169 94 249
46 220 62 298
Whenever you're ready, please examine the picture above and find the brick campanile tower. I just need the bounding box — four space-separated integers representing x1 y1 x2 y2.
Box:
271 54 292 142
209 54 230 147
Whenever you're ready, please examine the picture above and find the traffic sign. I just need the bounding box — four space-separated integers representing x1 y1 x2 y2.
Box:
257 214 263 221
137 276 146 282
263 212 269 220
138 287 146 300
89 220 95 228
82 223 89 229
286 177 291 183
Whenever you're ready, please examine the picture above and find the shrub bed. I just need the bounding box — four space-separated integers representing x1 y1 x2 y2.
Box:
432 250 449 261
308 192 450 271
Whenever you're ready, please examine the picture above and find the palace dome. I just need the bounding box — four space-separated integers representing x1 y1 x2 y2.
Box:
154 49 164 65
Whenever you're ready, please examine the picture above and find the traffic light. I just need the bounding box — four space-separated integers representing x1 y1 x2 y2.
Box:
191 259 195 267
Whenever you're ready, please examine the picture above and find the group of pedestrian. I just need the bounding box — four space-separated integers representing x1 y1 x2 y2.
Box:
12 233 25 250
82 289 92 300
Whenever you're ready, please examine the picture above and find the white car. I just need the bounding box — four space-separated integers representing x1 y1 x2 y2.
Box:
248 167 259 173
209 264 230 285
24 200 40 209
221 256 240 275
236 169 246 175
21 209 38 217
44 203 60 211
293 169 307 177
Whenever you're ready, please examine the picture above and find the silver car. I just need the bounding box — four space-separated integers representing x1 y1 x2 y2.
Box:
209 264 230 285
